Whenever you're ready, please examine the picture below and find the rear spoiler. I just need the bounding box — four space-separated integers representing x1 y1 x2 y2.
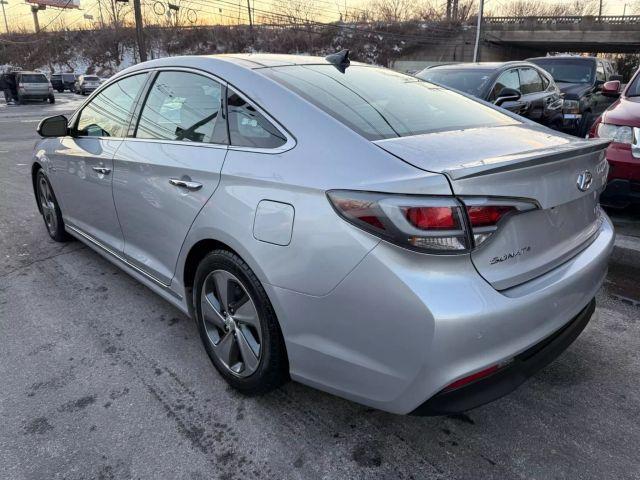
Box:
445 139 611 181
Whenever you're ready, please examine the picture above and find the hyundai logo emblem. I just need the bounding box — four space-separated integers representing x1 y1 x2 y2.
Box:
576 171 593 192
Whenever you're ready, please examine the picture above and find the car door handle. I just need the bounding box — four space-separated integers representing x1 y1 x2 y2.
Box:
92 166 111 175
169 178 203 191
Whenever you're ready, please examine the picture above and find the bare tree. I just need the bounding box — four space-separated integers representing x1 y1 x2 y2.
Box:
368 0 419 22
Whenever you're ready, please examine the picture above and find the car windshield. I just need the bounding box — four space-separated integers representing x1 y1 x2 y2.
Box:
529 59 594 84
62 74 76 81
263 65 516 141
84 76 99 81
21 74 47 83
416 68 493 97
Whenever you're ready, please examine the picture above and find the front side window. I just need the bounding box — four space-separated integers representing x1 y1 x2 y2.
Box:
136 71 225 144
227 88 287 148
519 68 543 94
76 73 147 137
265 65 516 141
596 62 606 82
489 69 520 100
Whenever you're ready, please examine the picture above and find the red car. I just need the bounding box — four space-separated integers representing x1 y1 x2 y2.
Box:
590 70 640 208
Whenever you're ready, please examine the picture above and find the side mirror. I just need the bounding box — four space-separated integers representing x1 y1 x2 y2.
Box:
37 115 68 137
601 80 621 97
610 74 623 82
494 87 521 106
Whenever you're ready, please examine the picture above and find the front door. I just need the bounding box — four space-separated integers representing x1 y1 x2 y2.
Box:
49 73 148 252
113 70 228 285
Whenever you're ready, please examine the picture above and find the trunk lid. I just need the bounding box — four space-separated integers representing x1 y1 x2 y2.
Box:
375 124 610 290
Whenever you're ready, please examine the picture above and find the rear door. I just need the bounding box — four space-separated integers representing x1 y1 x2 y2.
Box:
112 69 228 285
49 73 148 252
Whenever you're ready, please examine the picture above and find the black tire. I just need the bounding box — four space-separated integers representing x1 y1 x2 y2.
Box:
57 88 64 93
48 95 55 104
193 250 289 395
35 170 70 242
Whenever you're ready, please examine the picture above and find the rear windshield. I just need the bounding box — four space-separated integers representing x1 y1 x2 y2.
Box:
21 74 48 83
62 74 76 81
263 65 516 141
529 58 594 84
417 68 493 97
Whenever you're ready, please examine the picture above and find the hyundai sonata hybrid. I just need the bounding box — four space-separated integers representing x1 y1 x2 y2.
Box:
32 53 614 415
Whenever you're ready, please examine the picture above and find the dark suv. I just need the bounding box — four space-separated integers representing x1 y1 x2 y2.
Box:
50 72 78 92
528 56 621 137
416 61 564 130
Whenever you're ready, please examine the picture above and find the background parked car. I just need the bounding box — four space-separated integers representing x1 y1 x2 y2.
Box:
50 72 78 92
589 69 640 208
2 71 54 104
74 74 101 95
416 61 564 130
528 56 621 137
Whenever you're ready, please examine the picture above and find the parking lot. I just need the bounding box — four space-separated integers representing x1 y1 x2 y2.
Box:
1 94 640 479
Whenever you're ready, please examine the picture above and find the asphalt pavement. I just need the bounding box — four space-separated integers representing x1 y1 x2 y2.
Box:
1 94 640 480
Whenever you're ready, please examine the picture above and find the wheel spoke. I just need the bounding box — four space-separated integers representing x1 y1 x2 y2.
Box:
213 330 236 366
212 271 232 312
201 293 226 330
236 327 259 373
232 296 260 328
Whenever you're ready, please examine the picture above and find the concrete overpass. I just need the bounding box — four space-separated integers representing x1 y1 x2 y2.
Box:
392 15 640 72
484 15 640 54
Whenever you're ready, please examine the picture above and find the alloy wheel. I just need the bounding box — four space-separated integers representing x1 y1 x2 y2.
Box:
200 270 262 377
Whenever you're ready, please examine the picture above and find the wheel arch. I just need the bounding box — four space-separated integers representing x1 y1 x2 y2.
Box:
32 162 43 214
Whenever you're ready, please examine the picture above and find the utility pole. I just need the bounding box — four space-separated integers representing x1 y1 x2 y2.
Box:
97 0 105 28
598 0 603 19
0 0 9 33
473 0 484 62
132 0 147 62
31 4 41 33
246 0 253 33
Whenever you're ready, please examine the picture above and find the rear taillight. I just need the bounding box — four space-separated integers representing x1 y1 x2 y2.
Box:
461 198 536 247
327 191 537 253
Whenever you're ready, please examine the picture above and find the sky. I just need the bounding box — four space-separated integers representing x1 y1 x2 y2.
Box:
0 0 636 34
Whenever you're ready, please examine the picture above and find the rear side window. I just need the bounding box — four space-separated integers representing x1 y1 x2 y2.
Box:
136 71 226 144
518 68 543 94
21 74 47 83
76 73 147 137
264 65 515 141
227 88 287 148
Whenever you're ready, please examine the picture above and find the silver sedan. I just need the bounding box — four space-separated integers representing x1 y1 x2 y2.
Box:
32 53 614 415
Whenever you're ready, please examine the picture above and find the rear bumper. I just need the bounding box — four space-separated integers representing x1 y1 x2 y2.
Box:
267 214 614 415
411 299 595 415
